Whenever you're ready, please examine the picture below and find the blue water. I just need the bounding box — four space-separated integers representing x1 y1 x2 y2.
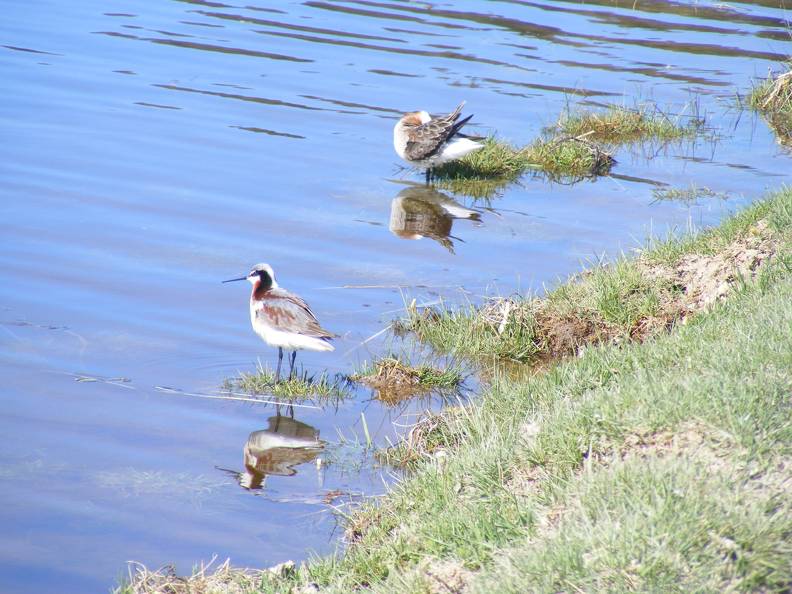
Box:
1 0 790 591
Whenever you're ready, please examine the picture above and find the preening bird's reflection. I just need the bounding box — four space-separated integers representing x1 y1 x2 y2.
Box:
389 185 482 253
239 414 324 490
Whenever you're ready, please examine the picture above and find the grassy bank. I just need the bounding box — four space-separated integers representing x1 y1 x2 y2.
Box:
401 187 785 363
119 187 792 593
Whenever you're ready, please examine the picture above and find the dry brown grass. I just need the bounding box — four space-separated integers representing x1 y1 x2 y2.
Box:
750 67 792 146
351 357 462 405
117 557 269 594
376 408 468 468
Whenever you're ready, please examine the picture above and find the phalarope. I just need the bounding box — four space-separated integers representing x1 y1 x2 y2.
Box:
393 101 484 183
223 263 334 382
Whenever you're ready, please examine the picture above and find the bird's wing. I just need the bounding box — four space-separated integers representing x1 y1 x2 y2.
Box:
404 102 473 161
256 289 334 339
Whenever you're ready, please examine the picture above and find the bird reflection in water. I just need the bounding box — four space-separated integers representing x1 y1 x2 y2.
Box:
239 414 324 490
389 185 482 253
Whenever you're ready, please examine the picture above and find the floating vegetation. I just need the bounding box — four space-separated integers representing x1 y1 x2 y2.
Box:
749 66 792 146
524 135 614 179
651 184 730 204
429 103 703 198
432 135 614 198
556 103 704 143
351 356 463 404
223 363 353 403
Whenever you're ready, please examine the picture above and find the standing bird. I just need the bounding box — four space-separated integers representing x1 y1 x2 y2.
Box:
223 263 334 382
393 101 484 183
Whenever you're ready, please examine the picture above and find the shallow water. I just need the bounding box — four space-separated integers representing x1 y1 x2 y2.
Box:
1 0 790 591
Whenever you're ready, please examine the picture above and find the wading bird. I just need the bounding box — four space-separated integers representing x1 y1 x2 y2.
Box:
223 263 334 382
393 101 484 183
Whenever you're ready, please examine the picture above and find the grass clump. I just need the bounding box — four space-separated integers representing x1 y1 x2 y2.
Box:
523 135 614 178
749 65 792 146
351 356 463 405
557 103 703 143
430 103 704 198
436 137 532 180
376 407 469 468
223 362 352 403
116 559 271 594
433 136 614 197
405 258 670 364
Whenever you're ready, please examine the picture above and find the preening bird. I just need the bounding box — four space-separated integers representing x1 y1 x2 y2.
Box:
393 101 484 183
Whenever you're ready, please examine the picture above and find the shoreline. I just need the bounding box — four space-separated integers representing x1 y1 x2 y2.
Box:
119 186 792 593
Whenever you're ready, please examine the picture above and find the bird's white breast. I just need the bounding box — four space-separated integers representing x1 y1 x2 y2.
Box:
249 303 334 351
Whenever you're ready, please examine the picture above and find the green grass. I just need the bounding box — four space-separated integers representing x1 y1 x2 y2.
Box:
557 103 703 143
223 362 353 403
429 104 705 199
748 65 792 146
353 356 463 390
645 186 791 265
433 136 614 197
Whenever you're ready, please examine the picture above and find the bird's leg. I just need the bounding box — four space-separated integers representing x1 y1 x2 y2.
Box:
289 350 297 380
276 347 283 383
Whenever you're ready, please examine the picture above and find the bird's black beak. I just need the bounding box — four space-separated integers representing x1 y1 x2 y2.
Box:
222 276 247 284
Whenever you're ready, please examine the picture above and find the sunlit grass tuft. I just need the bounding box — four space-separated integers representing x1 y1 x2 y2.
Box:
428 104 706 198
524 135 614 178
351 356 464 404
556 104 703 143
433 136 614 197
749 65 792 146
223 362 353 403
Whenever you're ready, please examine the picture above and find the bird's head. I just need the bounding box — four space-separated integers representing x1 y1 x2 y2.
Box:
399 110 431 128
223 262 277 289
